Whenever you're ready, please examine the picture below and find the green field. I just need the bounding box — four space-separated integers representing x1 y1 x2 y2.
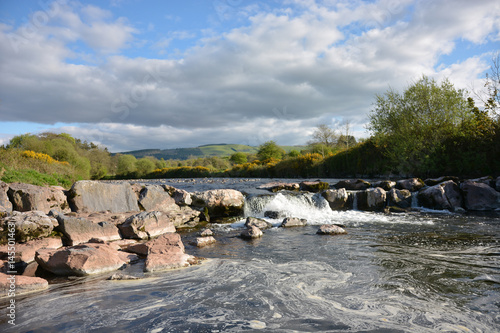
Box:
119 144 305 160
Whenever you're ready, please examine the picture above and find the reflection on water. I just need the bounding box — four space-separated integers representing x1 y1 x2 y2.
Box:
1 180 499 332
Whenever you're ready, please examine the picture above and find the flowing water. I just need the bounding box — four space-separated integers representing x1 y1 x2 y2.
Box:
1 178 499 332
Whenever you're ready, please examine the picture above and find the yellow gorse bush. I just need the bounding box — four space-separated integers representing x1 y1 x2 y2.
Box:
21 150 70 166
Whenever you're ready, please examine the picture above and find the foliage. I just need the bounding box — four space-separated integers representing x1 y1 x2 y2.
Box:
230 152 248 165
257 141 285 162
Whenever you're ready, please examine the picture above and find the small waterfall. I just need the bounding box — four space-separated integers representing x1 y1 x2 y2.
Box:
411 191 419 208
244 191 335 224
352 192 358 210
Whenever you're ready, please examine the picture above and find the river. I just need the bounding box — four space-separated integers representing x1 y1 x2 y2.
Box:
1 178 499 332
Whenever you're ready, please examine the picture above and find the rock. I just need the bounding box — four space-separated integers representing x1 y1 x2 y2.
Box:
335 179 371 191
468 176 494 187
126 232 186 256
138 185 179 212
460 181 500 211
264 211 286 219
163 185 192 206
0 272 48 296
280 217 307 228
258 182 300 192
118 211 176 240
316 224 347 235
0 181 12 213
357 188 386 212
386 188 412 209
299 181 329 193
7 183 69 214
245 217 273 230
396 178 425 192
68 180 139 213
22 261 39 277
108 272 140 280
240 226 263 239
496 176 500 191
191 189 244 217
166 206 201 228
371 180 396 191
116 252 140 264
193 236 217 247
126 233 196 272
56 214 121 246
0 237 63 263
424 176 459 186
322 188 349 210
200 229 213 237
1 211 57 242
35 243 126 276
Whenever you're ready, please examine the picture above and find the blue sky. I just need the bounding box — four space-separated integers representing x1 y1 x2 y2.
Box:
0 0 499 152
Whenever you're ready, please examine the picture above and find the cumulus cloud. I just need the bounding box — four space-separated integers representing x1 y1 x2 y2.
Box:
0 0 499 151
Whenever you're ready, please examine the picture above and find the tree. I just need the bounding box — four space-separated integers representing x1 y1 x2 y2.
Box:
116 154 137 176
309 124 338 147
367 75 476 174
257 141 285 162
230 152 248 165
135 157 156 177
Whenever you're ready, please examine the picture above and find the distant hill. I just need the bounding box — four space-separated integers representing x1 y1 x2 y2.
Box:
118 144 305 160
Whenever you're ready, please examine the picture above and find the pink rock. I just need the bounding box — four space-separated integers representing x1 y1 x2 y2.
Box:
119 211 176 240
193 236 217 247
127 233 185 256
35 243 126 276
0 272 48 296
240 226 263 239
0 237 63 263
144 253 195 272
7 183 70 214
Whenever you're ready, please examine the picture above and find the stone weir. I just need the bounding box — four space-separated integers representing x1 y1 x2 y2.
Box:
0 176 499 296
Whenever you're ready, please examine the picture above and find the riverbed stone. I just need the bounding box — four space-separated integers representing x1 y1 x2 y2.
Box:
55 214 121 246
386 188 412 209
193 236 217 247
316 224 347 235
371 180 396 191
35 243 126 276
460 181 500 211
68 180 139 213
424 176 459 186
299 181 329 193
281 217 307 228
163 185 193 206
240 226 263 239
322 188 349 210
118 211 176 240
396 178 425 192
258 182 300 192
138 185 179 212
0 272 49 296
191 189 244 217
1 211 57 242
0 181 12 213
335 179 371 191
245 217 273 230
357 188 386 212
0 237 63 263
7 183 69 214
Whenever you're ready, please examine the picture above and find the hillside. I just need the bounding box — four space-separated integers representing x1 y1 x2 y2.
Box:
118 144 305 160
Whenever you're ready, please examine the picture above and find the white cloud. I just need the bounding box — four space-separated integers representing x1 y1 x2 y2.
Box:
0 0 499 150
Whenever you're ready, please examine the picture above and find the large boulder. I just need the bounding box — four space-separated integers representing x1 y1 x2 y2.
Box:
418 181 463 211
244 217 272 230
335 179 371 191
0 272 48 296
138 186 179 212
55 214 121 246
460 181 500 211
371 180 396 191
126 233 196 272
7 183 69 214
322 188 349 210
299 181 329 193
163 185 192 206
281 217 307 228
68 181 139 213
118 211 176 240
357 188 386 212
386 188 412 209
35 243 126 276
191 189 244 217
396 178 425 192
0 237 63 263
1 211 57 242
424 176 459 186
0 181 12 213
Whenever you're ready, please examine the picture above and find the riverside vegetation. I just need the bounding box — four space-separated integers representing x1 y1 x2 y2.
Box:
1 75 499 187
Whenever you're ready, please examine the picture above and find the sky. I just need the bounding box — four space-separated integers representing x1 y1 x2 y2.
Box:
0 0 499 152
